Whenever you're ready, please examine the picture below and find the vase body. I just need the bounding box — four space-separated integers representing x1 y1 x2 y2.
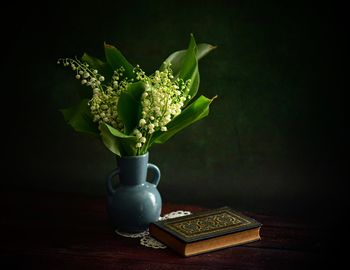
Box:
106 152 162 233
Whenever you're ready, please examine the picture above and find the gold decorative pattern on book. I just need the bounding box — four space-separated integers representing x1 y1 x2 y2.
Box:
165 209 252 238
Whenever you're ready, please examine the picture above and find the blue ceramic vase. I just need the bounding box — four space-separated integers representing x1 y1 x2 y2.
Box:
106 152 162 233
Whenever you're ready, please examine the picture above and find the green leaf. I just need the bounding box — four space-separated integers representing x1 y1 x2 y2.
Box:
104 43 136 80
117 81 146 134
177 35 199 103
178 34 197 80
100 123 137 156
104 123 136 139
82 53 104 67
82 53 113 82
185 67 199 105
160 42 217 75
150 95 217 145
100 124 123 156
61 99 99 137
196 43 218 60
160 35 216 103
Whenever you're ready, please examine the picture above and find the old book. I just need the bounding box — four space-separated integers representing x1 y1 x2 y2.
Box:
149 206 262 257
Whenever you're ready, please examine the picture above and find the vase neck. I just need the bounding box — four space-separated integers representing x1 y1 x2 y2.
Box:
117 153 149 186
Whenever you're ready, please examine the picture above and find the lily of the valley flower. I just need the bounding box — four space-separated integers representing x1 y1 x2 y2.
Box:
58 58 191 151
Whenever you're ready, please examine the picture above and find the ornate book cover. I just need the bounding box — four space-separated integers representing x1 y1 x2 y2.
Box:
149 206 262 256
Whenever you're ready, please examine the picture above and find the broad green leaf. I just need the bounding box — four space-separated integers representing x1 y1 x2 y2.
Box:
101 123 138 156
177 35 198 103
61 99 99 137
160 35 216 103
160 50 184 73
100 124 123 156
196 43 218 60
119 139 137 156
82 53 113 82
104 43 136 80
178 34 197 80
150 95 217 145
117 81 146 134
160 42 217 75
104 123 136 139
184 66 199 105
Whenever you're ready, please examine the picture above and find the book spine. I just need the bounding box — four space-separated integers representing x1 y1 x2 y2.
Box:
149 224 186 256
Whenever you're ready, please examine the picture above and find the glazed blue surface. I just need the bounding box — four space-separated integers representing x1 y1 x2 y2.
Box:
106 153 162 233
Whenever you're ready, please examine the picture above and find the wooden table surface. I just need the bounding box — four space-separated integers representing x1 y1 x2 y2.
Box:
0 190 333 269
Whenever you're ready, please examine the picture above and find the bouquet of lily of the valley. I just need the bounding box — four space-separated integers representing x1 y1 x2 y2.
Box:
58 34 216 156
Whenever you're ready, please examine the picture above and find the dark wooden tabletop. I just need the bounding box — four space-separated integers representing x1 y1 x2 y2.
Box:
0 190 333 269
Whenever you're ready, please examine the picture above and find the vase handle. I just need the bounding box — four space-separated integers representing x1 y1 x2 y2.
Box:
147 163 161 187
106 168 120 196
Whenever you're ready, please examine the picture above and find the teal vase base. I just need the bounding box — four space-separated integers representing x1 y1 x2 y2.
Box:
106 153 162 233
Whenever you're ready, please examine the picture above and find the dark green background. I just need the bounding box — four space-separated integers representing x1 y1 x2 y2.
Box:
3 1 345 217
